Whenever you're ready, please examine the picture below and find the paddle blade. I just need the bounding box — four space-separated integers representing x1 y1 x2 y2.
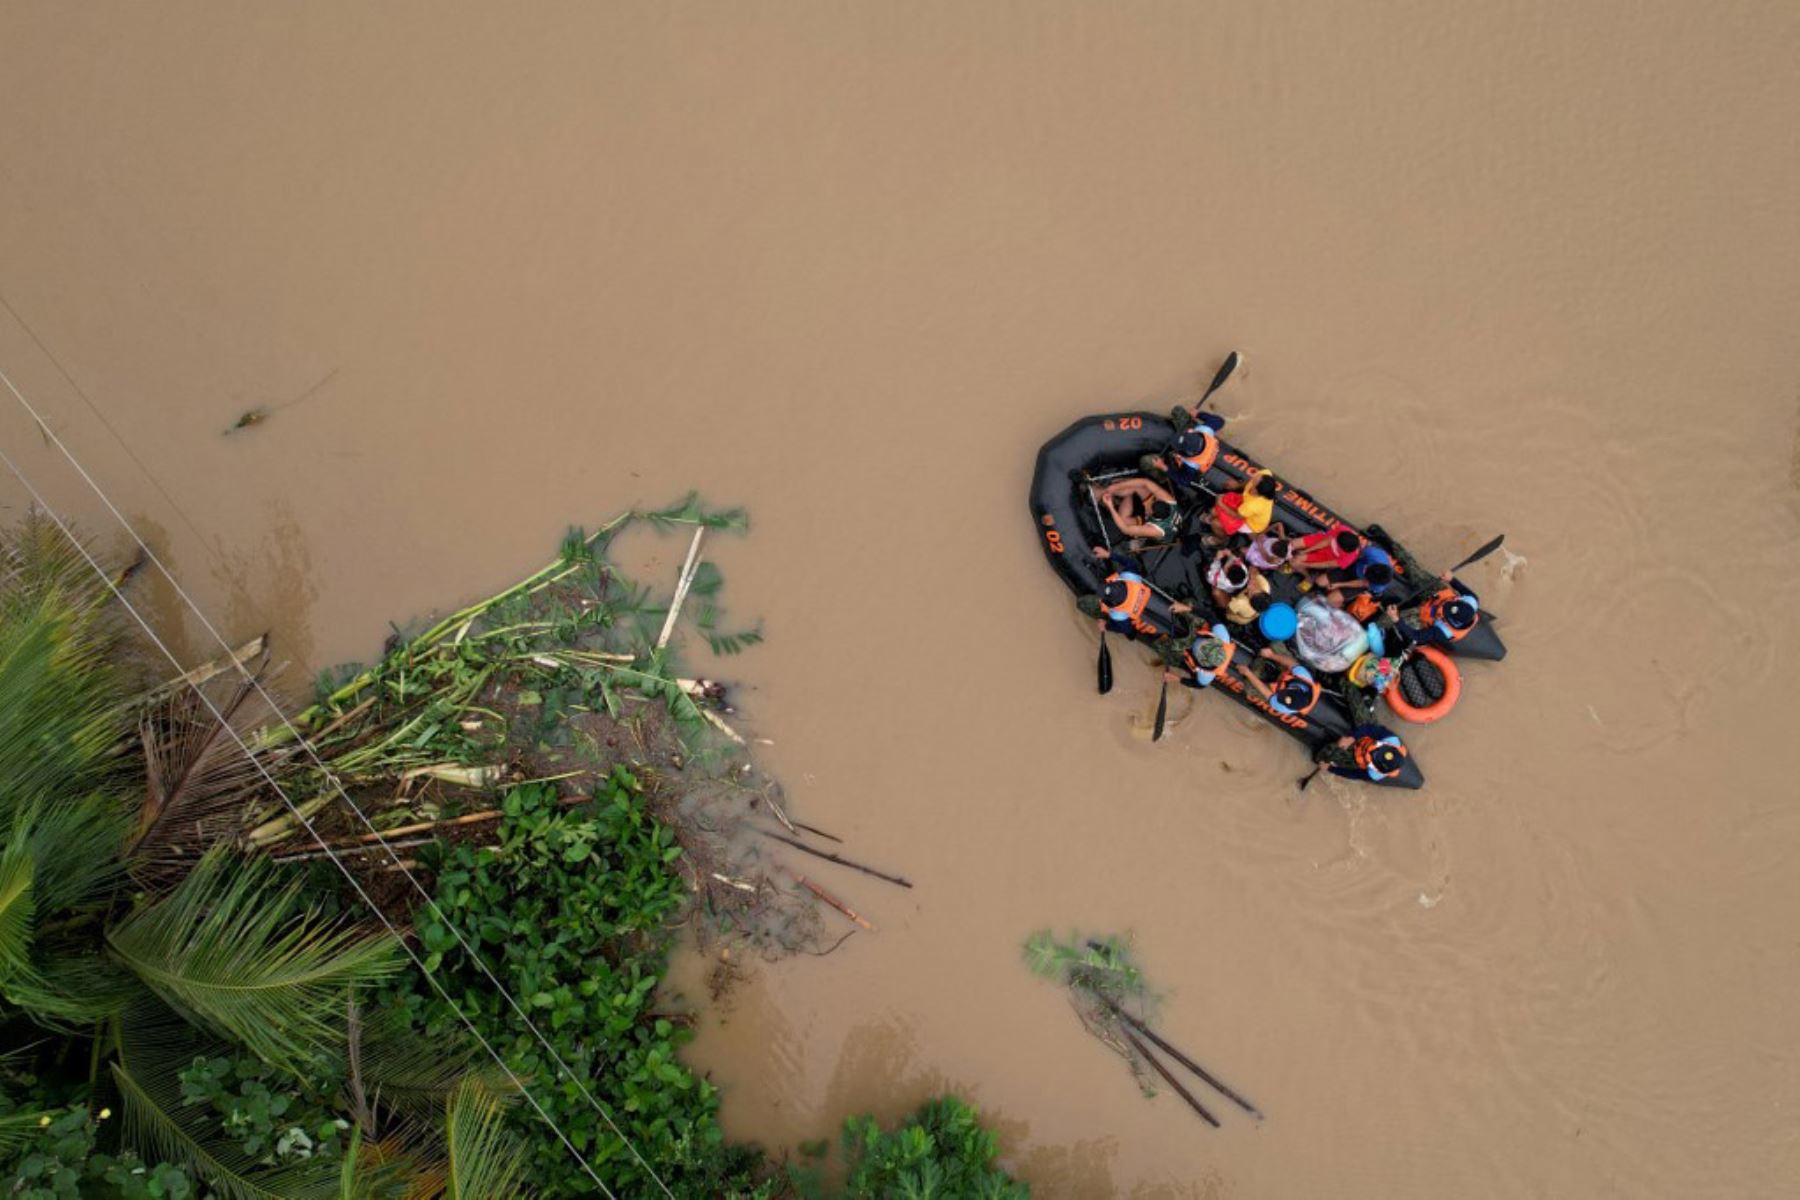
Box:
1297 766 1321 791
1450 533 1505 573
1098 633 1114 695
1153 678 1169 741
1199 350 1241 405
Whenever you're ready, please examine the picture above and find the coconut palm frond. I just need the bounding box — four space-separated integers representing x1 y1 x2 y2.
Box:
443 1078 527 1200
129 674 280 887
106 851 403 1074
0 596 128 823
0 510 118 619
12 794 128 919
329 1124 416 1200
110 997 348 1200
4 958 135 1029
111 1057 343 1200
0 1109 52 1156
343 1007 508 1124
0 803 135 1028
0 830 31 983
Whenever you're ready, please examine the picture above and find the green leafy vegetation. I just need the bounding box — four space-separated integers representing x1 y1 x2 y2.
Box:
1024 929 1261 1128
788 1097 1028 1200
1024 930 1161 1093
0 506 1029 1197
386 776 770 1197
0 516 530 1197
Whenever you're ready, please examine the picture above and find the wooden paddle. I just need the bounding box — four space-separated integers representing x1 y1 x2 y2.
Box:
1449 533 1505 574
1195 350 1242 412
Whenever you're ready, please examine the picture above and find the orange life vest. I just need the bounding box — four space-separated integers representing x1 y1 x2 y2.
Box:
1175 430 1220 476
1418 587 1475 642
1100 571 1152 625
1353 733 1408 779
1274 670 1321 715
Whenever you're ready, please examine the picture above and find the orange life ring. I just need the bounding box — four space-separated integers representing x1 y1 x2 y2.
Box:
1385 644 1462 724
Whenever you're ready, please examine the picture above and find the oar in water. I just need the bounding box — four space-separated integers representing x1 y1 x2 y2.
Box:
1449 533 1505 574
1098 628 1114 695
1297 763 1323 791
1153 674 1169 741
1195 350 1242 413
1394 533 1506 608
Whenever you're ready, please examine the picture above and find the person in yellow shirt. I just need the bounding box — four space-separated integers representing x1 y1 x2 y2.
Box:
1210 470 1280 537
1223 570 1273 626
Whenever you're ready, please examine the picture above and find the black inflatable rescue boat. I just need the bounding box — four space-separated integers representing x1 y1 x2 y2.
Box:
1029 405 1506 790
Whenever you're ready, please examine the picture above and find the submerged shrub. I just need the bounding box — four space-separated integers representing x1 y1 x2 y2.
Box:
787 1096 1028 1199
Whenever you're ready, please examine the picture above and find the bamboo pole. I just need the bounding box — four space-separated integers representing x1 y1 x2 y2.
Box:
271 836 435 864
784 867 873 931
144 634 267 698
656 527 706 651
264 789 602 856
759 786 798 835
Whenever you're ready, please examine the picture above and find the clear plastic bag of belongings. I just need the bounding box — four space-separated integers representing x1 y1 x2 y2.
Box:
1294 595 1370 672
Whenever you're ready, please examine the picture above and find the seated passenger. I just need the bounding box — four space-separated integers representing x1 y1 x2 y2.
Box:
1246 532 1296 573
1223 576 1273 626
1164 621 1237 690
1246 646 1323 717
1076 546 1192 642
1313 725 1410 783
1206 550 1252 608
1098 477 1181 542
1316 545 1398 619
1211 469 1281 538
1294 524 1366 574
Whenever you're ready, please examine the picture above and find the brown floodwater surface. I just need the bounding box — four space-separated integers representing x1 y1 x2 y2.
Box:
4 3 1798 1195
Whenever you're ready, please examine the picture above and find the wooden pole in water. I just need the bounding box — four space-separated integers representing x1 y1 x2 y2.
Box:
1103 997 1263 1119
1123 1029 1220 1127
756 829 913 889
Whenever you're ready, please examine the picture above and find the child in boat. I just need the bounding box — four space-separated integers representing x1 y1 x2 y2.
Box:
1224 576 1273 626
1163 621 1238 689
1097 477 1181 542
1206 549 1253 610
1211 469 1280 537
1246 531 1296 573
1076 546 1193 641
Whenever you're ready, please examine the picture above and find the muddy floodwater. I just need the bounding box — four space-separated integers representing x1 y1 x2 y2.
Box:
4 3 1798 1196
